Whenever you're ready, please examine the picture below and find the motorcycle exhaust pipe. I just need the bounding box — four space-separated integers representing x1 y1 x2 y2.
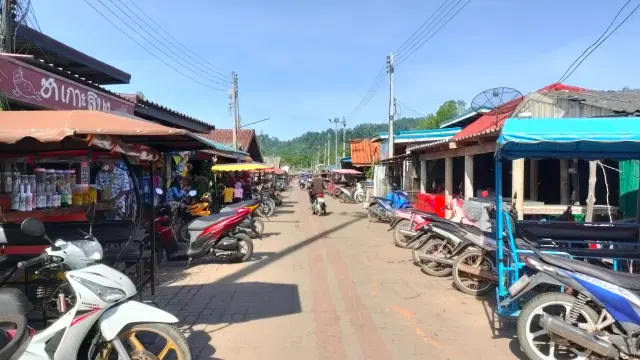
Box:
455 263 498 282
539 315 619 358
399 229 417 237
419 253 455 266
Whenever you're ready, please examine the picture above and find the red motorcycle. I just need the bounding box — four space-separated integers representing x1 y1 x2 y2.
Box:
185 207 256 265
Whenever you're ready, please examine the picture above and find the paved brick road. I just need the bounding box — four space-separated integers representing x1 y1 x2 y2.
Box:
149 189 525 359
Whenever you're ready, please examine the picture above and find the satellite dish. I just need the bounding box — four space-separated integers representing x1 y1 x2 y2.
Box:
471 87 522 117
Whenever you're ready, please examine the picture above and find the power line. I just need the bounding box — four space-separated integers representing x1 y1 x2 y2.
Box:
396 99 427 118
396 0 470 66
124 0 229 78
345 64 387 121
515 0 640 116
82 0 228 91
394 0 452 57
105 0 230 87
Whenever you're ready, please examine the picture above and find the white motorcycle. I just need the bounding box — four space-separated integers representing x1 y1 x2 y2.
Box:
5 217 191 360
311 193 327 216
337 183 365 204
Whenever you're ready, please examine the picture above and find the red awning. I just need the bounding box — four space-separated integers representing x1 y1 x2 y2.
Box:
331 169 362 175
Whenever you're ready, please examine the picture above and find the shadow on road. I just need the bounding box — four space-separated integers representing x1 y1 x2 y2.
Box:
478 297 527 359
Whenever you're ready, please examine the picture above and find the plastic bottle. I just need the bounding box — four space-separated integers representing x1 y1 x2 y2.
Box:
25 192 32 211
18 193 25 212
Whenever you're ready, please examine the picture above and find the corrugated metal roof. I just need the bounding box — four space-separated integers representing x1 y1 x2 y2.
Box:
372 128 461 143
546 90 640 114
119 93 214 130
452 96 523 141
350 139 380 166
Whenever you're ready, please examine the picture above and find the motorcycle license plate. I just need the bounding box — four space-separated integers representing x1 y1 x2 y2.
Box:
508 274 530 296
317 198 325 203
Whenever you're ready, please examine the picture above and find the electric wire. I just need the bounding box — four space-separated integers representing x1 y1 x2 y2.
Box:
396 0 470 66
396 99 427 118
345 64 387 121
393 0 452 57
109 0 230 84
124 0 229 78
515 0 640 116
82 0 228 91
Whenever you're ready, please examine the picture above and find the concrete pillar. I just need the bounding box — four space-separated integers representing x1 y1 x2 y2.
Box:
560 160 570 205
512 159 525 220
445 157 453 218
420 159 427 193
529 160 538 201
585 161 597 222
464 155 474 199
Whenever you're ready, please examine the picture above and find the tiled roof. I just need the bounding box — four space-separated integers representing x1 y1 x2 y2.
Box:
350 139 380 166
452 96 523 141
200 129 256 153
546 90 640 114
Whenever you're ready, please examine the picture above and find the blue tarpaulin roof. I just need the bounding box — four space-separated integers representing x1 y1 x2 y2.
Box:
497 117 640 160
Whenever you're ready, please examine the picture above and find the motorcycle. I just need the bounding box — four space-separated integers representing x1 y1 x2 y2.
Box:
0 314 30 359
8 217 190 359
186 206 257 264
311 193 327 216
220 199 267 237
505 245 640 360
366 197 397 223
387 209 428 248
337 184 365 204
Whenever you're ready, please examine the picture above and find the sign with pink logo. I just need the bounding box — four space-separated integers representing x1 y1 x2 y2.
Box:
0 55 133 113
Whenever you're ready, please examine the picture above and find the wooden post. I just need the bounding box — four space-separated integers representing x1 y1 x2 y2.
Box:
512 159 525 220
560 160 570 205
420 159 427 193
445 157 453 218
529 160 538 201
585 161 597 222
464 155 474 199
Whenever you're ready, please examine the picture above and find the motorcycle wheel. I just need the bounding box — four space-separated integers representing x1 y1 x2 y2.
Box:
252 218 265 236
339 193 349 203
516 293 598 360
452 249 497 296
367 204 379 222
274 198 283 206
332 188 341 198
178 223 190 242
264 200 276 217
93 323 192 360
411 235 430 264
231 233 254 263
355 193 366 204
393 220 414 248
419 237 454 277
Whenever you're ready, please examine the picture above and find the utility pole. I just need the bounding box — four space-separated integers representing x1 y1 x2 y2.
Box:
230 72 239 149
326 134 330 166
387 53 395 159
1 0 15 53
341 117 347 159
329 118 340 167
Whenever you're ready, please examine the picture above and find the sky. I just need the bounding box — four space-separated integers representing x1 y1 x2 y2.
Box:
29 0 640 139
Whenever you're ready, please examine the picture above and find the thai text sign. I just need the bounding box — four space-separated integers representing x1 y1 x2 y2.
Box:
0 56 133 113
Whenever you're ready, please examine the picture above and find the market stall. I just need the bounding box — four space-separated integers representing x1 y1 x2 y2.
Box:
0 110 214 319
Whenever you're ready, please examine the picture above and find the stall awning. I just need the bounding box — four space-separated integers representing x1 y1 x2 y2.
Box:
497 117 640 160
331 169 362 175
0 110 217 153
211 162 272 172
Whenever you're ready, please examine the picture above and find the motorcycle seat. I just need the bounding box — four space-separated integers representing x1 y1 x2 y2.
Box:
408 209 435 217
539 252 640 290
0 288 32 316
221 199 260 211
188 213 234 232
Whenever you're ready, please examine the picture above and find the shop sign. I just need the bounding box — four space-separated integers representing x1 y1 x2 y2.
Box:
0 56 133 113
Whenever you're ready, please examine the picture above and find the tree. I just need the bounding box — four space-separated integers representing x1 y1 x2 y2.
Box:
416 99 467 130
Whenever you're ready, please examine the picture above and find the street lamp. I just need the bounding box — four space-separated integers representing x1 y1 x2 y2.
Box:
329 118 340 167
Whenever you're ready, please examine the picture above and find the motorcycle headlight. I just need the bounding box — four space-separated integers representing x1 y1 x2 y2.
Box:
71 240 103 261
69 275 126 303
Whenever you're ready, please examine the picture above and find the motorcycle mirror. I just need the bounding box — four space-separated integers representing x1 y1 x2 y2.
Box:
21 217 45 238
155 188 164 195
188 190 197 196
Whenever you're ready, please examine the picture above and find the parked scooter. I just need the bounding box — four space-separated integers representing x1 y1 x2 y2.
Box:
9 217 190 359
337 184 365 204
506 244 640 360
367 196 397 222
311 192 327 216
186 207 257 264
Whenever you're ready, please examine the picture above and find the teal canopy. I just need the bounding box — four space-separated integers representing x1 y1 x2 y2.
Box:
497 117 640 160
